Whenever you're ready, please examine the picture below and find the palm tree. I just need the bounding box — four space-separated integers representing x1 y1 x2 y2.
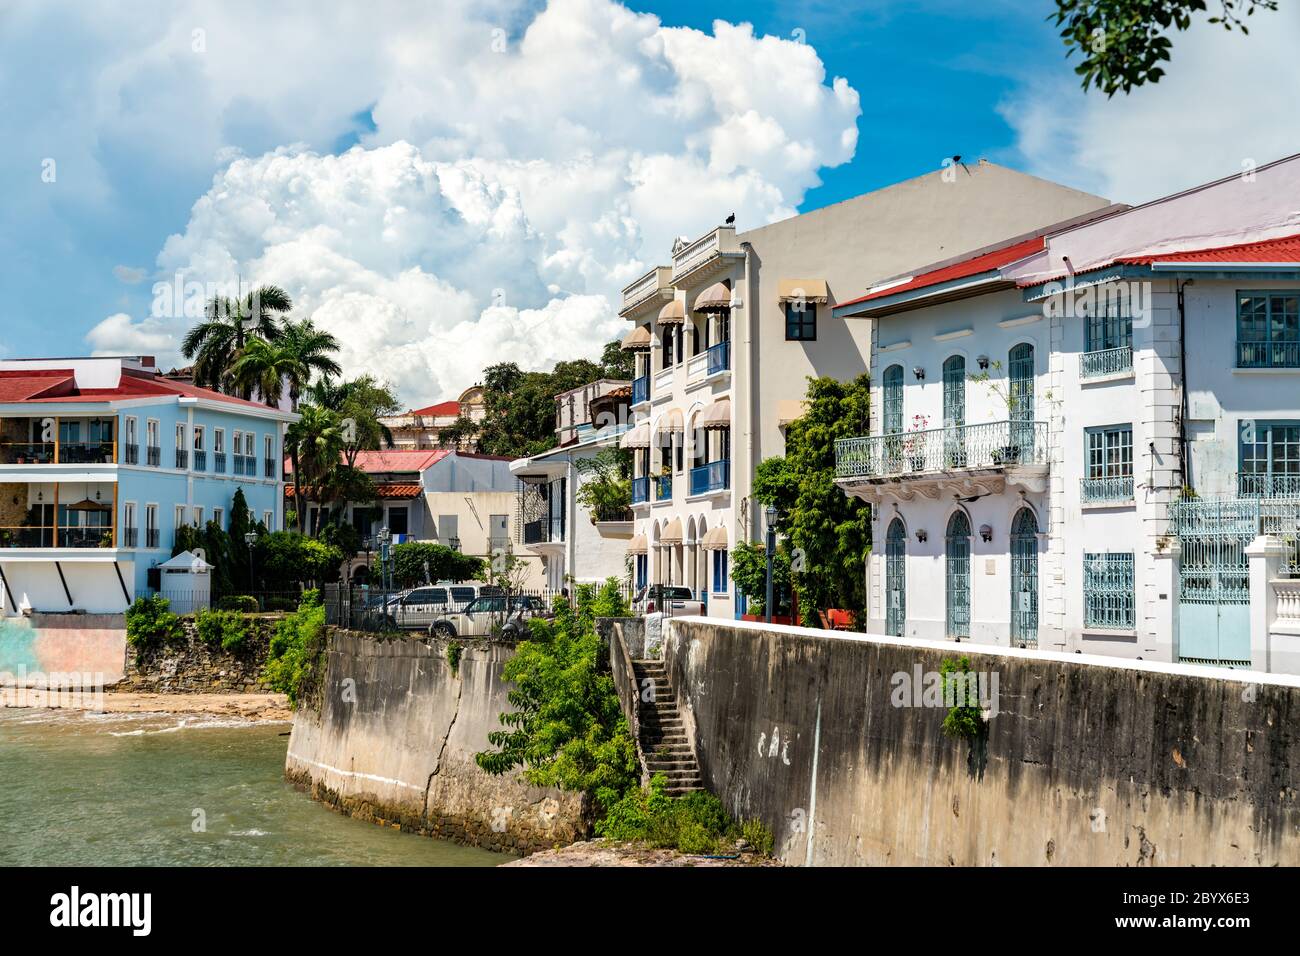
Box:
181 285 293 396
278 319 342 409
228 339 306 409
284 405 344 533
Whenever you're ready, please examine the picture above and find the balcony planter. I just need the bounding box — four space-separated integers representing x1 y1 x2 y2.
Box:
594 520 634 539
991 445 1021 466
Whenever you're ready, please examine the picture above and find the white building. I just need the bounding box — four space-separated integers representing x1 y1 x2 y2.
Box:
835 153 1300 673
618 161 1116 615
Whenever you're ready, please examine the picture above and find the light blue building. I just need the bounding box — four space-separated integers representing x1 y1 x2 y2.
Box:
0 355 296 614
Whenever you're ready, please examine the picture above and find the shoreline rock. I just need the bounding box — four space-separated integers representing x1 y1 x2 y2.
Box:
502 838 783 867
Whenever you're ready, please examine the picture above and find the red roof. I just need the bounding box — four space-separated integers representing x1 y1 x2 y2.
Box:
287 482 423 499
350 449 450 473
0 370 77 402
1116 232 1300 265
410 400 461 418
838 237 1045 310
1 366 279 410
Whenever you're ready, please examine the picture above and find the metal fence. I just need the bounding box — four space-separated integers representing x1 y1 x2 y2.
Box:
835 420 1050 479
1171 496 1300 579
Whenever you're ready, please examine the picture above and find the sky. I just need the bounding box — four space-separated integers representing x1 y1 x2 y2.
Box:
2 0 1298 407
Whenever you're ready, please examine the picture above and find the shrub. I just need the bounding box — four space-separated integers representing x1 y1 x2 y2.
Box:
256 532 345 588
262 591 328 707
940 656 985 740
391 542 485 588
216 595 260 613
194 608 253 652
594 775 772 855
446 641 463 676
125 595 184 649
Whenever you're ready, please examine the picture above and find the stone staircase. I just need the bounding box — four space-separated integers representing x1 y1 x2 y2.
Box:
630 659 703 796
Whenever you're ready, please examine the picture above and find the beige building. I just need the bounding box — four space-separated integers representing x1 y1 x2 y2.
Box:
619 160 1117 616
380 385 486 451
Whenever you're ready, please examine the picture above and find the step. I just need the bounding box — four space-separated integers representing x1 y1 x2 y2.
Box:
644 760 698 771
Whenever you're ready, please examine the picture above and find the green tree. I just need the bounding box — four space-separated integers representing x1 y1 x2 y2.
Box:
728 540 794 616
599 338 636 379
276 318 343 408
228 337 306 409
475 359 607 458
181 285 292 396
574 447 632 522
390 541 485 587
254 532 345 588
284 404 344 532
750 374 872 619
1053 0 1277 95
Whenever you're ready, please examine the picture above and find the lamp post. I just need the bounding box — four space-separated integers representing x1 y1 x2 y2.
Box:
244 531 257 593
764 505 778 624
377 526 392 595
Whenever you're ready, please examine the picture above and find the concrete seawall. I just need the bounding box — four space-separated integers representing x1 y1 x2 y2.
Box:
662 617 1300 867
285 630 587 855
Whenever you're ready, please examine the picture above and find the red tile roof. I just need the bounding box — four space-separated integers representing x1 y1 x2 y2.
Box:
1115 232 1300 265
350 449 450 473
0 370 77 402
1 366 280 410
838 237 1045 310
285 482 423 499
411 400 461 418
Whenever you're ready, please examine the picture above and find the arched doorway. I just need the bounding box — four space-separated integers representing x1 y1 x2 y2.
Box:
945 511 971 638
885 517 906 637
1011 507 1039 647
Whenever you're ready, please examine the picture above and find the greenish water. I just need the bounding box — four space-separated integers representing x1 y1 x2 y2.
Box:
0 709 500 867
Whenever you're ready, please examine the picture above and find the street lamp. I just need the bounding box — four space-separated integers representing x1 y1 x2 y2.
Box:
377 526 392 594
423 559 431 586
244 531 257 592
764 504 778 624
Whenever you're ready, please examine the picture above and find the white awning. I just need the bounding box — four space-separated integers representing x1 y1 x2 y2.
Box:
701 526 729 550
700 397 731 430
658 299 686 325
661 517 683 545
656 407 684 435
777 278 829 303
619 423 650 449
621 325 652 351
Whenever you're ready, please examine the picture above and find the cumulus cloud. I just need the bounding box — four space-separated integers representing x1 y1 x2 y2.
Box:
1001 9 1300 204
69 0 860 405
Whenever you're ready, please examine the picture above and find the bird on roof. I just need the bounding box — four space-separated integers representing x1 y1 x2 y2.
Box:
724 213 735 225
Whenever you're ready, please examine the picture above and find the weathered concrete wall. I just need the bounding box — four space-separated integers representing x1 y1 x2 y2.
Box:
663 617 1300 867
0 613 126 686
285 630 587 855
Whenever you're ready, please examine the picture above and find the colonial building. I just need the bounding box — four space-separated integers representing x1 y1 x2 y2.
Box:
834 153 1300 673
618 160 1117 615
0 355 294 614
379 385 487 450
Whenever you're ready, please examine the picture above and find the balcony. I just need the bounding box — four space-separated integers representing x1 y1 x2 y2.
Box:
265 458 277 479
176 449 188 469
690 459 730 496
0 441 116 465
123 527 138 548
671 226 741 285
214 452 227 473
1238 340 1300 369
654 475 673 502
146 446 161 467
1239 472 1300 497
124 443 139 465
835 420 1051 500
620 265 673 318
0 526 116 549
523 520 555 546
1080 475 1134 504
193 450 207 471
146 528 160 549
632 475 650 505
1080 346 1133 379
706 340 730 376
631 376 649 405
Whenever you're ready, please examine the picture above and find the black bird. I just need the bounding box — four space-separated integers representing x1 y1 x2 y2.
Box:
724 212 735 225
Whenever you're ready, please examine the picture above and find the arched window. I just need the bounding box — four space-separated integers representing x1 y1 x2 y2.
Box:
883 365 904 435
1011 508 1039 647
945 511 971 638
885 517 906 637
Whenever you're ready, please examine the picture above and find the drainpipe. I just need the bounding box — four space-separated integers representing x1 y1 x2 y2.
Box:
1176 278 1192 491
740 241 758 542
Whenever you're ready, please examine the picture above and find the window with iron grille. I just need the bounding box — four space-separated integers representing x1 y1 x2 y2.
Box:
784 302 817 341
1237 292 1300 368
1082 424 1134 502
1083 552 1135 629
882 365 904 435
1238 419 1300 496
1085 311 1133 353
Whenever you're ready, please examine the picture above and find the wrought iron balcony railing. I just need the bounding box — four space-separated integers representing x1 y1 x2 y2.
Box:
835 420 1050 479
146 528 160 548
0 442 55 464
175 449 188 469
265 458 277 479
706 340 730 375
214 452 227 473
0 526 117 549
1081 475 1134 503
523 519 549 545
631 376 649 405
689 459 730 495
1238 340 1300 369
1080 346 1133 379
1238 472 1300 497
654 475 673 501
631 475 650 505
124 443 139 465
146 446 161 467
193 450 207 471
123 527 138 547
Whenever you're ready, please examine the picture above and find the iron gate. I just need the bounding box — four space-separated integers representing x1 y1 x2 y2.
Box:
886 517 906 637
1010 507 1039 647
945 511 971 638
1171 498 1254 666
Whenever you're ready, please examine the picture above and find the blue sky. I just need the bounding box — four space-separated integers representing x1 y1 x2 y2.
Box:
1 0 1295 403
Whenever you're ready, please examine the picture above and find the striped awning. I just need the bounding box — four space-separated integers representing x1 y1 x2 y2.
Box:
700 397 731 430
658 299 686 325
621 325 652 351
619 423 649 449
656 407 684 435
661 517 683 545
777 278 828 303
626 533 647 555
701 526 729 550
694 281 732 313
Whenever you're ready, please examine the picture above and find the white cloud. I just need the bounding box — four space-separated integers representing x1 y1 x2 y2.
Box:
1001 9 1300 204
78 0 860 405
85 313 174 356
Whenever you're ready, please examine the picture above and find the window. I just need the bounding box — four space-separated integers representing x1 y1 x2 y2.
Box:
265 434 275 475
785 301 816 341
1237 292 1300 368
387 507 409 535
214 429 225 453
712 548 728 593
176 423 187 450
145 504 159 548
244 432 255 457
213 507 224 529
192 426 205 451
882 365 904 434
123 502 137 548
663 326 677 367
125 416 137 446
1082 424 1134 502
1239 419 1300 496
192 506 204 526
263 510 274 530
1081 309 1134 377
146 419 161 466
1083 552 1135 629
232 430 241 453
175 505 186 530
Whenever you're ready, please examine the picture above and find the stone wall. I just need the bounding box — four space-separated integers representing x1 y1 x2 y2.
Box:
662 617 1300 867
285 630 588 856
118 615 277 693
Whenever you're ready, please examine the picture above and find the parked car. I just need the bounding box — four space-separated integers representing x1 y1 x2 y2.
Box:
428 594 549 639
377 583 496 629
632 585 704 617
